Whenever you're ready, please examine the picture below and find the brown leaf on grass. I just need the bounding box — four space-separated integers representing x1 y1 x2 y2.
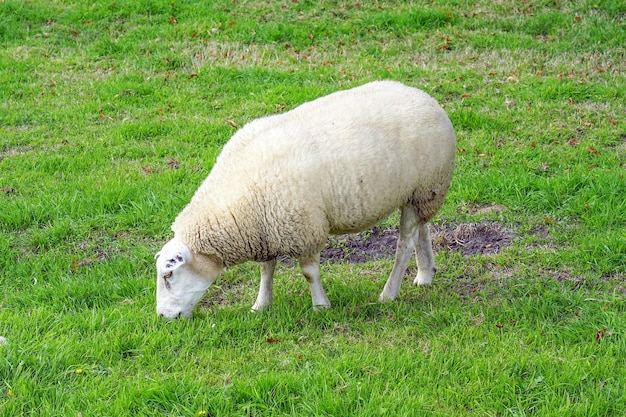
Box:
226 119 237 128
586 146 599 154
607 117 618 126
568 138 580 146
266 338 282 344
167 158 180 169
98 109 114 120
71 257 94 271
439 35 452 50
169 16 178 25
595 327 607 341
142 166 153 175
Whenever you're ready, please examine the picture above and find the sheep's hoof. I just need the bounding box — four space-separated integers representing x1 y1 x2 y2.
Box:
378 292 395 303
251 303 271 312
413 272 434 287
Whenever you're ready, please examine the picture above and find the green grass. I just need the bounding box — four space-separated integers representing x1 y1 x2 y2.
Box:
1 0 625 415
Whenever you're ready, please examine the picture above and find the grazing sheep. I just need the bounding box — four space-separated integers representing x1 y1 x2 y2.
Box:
155 81 456 319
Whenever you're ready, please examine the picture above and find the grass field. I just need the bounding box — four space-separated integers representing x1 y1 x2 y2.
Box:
1 0 625 415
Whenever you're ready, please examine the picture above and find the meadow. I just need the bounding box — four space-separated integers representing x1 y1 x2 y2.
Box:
1 0 625 415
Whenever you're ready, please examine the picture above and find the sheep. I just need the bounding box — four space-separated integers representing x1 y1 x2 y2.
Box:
155 80 456 319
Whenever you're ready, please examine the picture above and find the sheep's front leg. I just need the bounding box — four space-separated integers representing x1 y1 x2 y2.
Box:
299 253 330 310
379 205 418 302
413 223 436 286
251 259 277 311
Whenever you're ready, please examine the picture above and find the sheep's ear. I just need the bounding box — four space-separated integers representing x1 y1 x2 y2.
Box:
155 239 192 272
162 251 188 272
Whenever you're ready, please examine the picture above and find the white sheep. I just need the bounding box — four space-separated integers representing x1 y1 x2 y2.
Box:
155 80 456 319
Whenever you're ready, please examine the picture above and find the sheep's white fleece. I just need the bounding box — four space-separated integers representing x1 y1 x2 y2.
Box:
172 81 456 266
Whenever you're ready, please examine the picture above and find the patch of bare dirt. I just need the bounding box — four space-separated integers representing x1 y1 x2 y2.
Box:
0 146 33 160
321 227 397 263
316 221 514 264
431 222 514 256
458 202 508 216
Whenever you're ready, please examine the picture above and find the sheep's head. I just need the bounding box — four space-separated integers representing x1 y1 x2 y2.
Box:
154 238 224 319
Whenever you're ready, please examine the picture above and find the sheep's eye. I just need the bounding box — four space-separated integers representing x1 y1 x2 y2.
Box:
162 271 173 289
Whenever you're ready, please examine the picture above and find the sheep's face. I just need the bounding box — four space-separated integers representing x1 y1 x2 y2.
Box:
155 238 224 319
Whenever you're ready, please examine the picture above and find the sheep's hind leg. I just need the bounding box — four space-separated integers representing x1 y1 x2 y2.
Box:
300 253 331 311
413 223 436 286
379 205 419 302
251 259 277 312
